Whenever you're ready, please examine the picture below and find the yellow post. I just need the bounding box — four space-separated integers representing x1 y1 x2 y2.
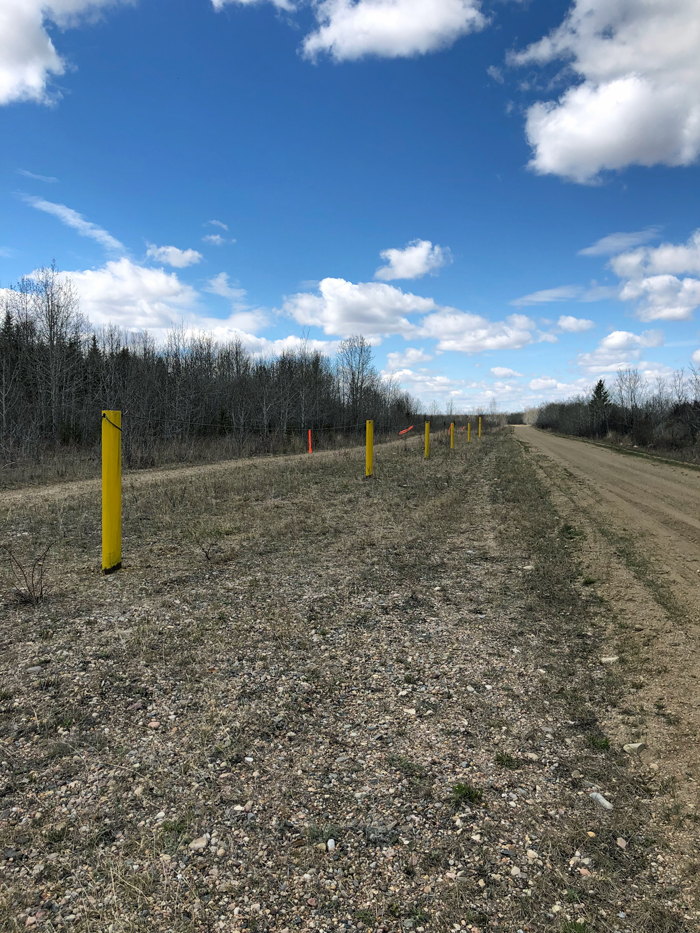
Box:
365 420 374 478
424 421 430 459
467 422 471 443
478 416 482 439
450 422 455 449
102 410 122 573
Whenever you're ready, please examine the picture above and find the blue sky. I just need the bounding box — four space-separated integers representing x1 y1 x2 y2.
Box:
2 0 700 410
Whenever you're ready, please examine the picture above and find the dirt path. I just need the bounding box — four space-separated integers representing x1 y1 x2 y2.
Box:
0 442 386 507
516 425 700 794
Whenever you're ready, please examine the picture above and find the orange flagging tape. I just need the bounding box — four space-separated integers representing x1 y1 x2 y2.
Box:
399 425 414 435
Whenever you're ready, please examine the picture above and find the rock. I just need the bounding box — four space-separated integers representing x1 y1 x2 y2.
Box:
326 839 336 851
526 850 538 860
623 742 646 755
189 836 208 851
523 565 534 571
510 866 521 876
601 657 619 664
148 721 160 729
589 792 613 811
26 667 42 674
617 837 627 849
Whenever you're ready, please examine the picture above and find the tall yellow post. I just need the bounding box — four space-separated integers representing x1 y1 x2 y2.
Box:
450 422 455 449
365 420 374 478
478 416 482 439
424 421 430 459
102 410 122 573
467 422 471 443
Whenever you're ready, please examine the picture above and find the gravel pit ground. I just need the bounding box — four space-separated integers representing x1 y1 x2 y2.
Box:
0 430 697 932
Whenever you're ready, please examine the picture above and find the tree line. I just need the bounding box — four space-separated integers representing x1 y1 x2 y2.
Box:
0 265 418 469
535 367 700 452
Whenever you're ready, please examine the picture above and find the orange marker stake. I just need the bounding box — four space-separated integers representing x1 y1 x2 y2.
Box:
308 429 312 453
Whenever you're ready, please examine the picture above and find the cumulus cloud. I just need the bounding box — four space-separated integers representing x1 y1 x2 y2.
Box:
490 366 523 378
374 239 451 281
418 310 535 353
62 257 275 341
558 315 594 332
203 234 227 246
284 278 436 336
1 0 131 106
206 220 229 230
385 347 433 370
510 0 700 183
66 258 200 332
23 196 124 252
301 0 487 62
146 244 203 268
577 329 664 374
611 229 700 321
579 228 661 257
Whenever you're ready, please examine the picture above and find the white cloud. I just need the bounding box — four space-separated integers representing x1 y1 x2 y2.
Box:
212 0 294 11
418 310 535 353
206 219 229 230
374 239 451 281
512 284 617 307
0 0 130 106
23 196 124 252
579 228 661 256
66 258 200 332
302 0 487 62
63 257 273 341
204 272 267 328
205 272 248 302
284 277 436 336
577 329 664 374
510 0 700 182
693 349 700 365
203 234 227 246
385 347 433 370
486 65 503 84
146 244 203 268
511 285 582 307
611 229 700 321
558 315 594 333
17 169 57 182
490 366 523 378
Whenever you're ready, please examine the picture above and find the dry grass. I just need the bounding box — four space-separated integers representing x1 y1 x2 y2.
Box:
0 429 695 932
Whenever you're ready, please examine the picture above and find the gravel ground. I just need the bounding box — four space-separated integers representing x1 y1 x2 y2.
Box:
0 431 697 932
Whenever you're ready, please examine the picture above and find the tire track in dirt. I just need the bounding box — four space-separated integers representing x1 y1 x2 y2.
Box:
516 424 700 798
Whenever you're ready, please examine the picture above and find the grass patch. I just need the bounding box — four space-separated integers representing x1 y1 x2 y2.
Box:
451 782 483 806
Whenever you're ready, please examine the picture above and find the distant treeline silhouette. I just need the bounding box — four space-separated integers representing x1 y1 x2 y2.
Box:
535 368 700 454
0 264 418 468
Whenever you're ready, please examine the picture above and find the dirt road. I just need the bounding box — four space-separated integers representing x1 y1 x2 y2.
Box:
516 426 700 591
516 425 700 792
